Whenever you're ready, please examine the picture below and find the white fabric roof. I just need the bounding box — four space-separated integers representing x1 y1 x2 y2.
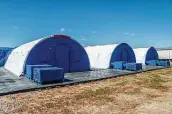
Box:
85 44 119 69
133 48 150 65
4 37 47 76
158 50 172 59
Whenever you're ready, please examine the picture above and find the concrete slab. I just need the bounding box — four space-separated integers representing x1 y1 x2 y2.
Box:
0 66 169 96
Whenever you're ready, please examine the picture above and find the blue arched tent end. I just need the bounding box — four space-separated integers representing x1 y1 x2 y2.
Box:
0 47 13 67
24 35 90 74
109 43 136 68
145 47 159 65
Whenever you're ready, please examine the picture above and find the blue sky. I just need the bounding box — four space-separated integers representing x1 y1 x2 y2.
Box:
0 0 172 48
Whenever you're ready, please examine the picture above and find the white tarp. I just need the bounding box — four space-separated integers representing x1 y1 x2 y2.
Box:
133 48 149 65
85 44 119 69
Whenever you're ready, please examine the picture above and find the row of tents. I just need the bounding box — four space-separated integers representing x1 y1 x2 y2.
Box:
0 35 162 77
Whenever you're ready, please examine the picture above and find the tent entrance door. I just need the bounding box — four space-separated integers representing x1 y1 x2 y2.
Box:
120 49 130 62
55 44 70 73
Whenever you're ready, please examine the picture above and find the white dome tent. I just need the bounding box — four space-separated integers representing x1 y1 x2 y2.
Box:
85 43 136 69
4 35 90 77
134 47 159 65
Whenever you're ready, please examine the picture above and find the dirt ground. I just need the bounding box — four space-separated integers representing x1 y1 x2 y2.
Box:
0 68 172 114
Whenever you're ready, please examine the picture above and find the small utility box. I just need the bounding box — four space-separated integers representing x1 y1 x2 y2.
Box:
146 60 159 66
111 61 127 70
33 67 64 84
26 64 51 80
125 63 142 71
158 61 170 67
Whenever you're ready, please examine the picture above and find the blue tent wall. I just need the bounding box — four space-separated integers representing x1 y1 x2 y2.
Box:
145 47 159 64
0 47 13 66
110 43 136 68
24 36 90 73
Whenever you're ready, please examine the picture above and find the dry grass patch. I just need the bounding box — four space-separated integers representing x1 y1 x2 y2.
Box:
146 94 162 99
115 80 128 86
0 68 172 114
148 74 168 89
75 87 113 100
123 87 141 95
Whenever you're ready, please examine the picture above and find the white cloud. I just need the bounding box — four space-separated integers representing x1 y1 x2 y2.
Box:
12 26 19 29
124 32 129 35
80 36 86 41
92 31 96 34
124 32 136 36
130 32 136 36
60 28 65 32
81 38 86 41
60 28 73 32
